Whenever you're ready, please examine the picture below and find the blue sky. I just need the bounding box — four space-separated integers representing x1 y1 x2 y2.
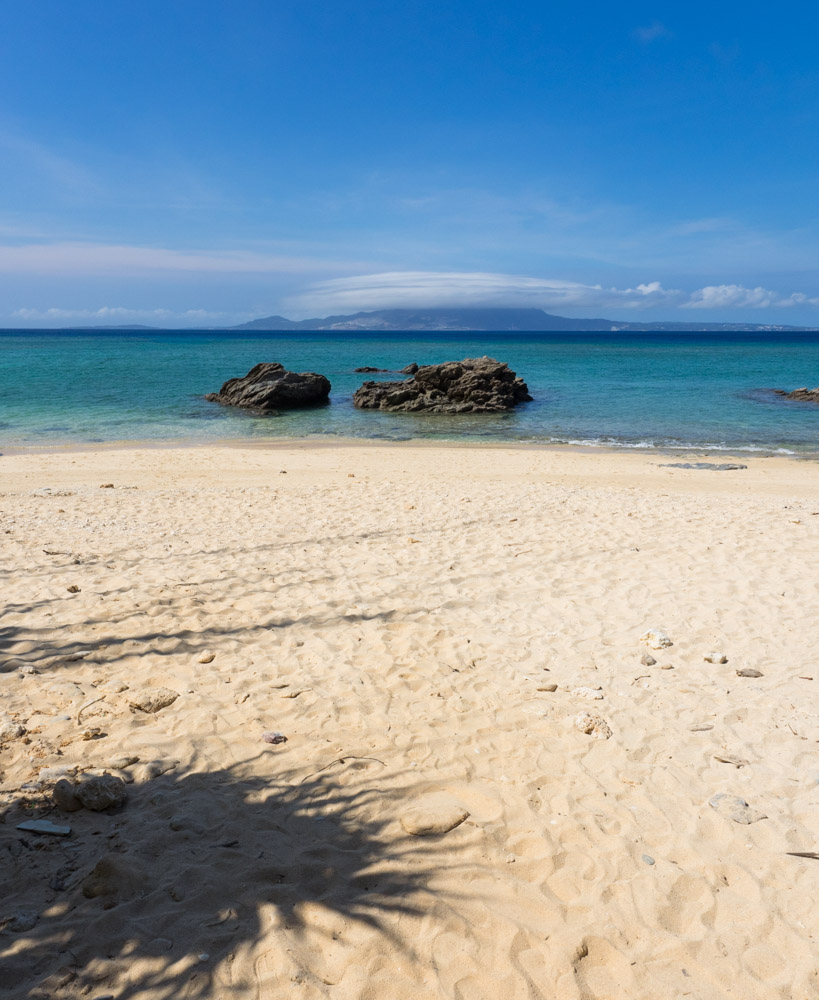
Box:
1 0 818 326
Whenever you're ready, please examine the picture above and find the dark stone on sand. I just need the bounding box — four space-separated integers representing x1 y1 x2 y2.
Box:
773 387 819 403
206 363 331 413
353 356 532 414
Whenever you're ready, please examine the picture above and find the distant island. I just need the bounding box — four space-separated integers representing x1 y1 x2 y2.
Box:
231 308 818 333
20 307 819 332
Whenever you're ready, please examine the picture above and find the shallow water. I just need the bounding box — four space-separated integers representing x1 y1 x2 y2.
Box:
2 329 819 454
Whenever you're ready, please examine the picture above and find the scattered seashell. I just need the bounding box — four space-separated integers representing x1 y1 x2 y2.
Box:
572 686 604 700
709 792 766 825
197 650 215 664
704 652 728 664
574 712 612 739
714 753 749 768
640 627 673 649
642 854 655 866
66 585 81 594
736 668 763 678
689 723 713 732
537 683 558 692
640 653 657 666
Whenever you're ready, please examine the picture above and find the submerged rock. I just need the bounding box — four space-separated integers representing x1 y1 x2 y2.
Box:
773 386 819 403
353 356 532 413
206 362 331 413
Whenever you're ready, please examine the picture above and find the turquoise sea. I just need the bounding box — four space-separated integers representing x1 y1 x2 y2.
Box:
2 330 819 455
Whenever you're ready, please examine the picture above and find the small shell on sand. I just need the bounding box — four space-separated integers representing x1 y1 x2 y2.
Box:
574 712 612 739
262 731 287 744
197 650 215 664
704 652 728 664
572 686 603 700
640 628 673 649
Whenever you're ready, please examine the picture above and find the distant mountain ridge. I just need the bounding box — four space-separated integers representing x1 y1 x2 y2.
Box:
230 307 817 333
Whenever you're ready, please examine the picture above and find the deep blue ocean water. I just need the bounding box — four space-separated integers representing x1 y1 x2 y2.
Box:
2 330 819 454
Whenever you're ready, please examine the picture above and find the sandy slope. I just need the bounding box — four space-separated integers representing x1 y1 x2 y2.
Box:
1 443 818 1000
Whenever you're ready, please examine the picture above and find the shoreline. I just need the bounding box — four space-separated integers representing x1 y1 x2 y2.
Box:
1 431 816 462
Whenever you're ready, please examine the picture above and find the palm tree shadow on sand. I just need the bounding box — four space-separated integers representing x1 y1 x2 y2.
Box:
1 757 473 999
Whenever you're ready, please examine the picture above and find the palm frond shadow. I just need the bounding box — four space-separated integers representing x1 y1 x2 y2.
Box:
0 758 474 999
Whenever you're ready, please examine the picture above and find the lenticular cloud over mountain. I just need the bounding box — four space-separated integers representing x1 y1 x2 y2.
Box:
287 271 819 316
288 271 679 314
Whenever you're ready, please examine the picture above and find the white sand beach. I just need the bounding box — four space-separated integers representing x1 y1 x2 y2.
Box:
1 443 818 999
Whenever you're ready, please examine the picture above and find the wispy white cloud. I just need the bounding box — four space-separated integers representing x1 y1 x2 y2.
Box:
684 284 819 309
0 242 370 276
634 21 671 43
10 306 246 325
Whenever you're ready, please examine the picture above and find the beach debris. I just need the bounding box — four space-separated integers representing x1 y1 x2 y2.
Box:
82 855 146 903
401 795 469 836
640 653 657 666
572 686 604 700
129 687 179 713
98 679 129 694
704 652 728 664
262 731 288 744
2 911 39 933
736 668 764 678
16 819 71 836
0 717 25 742
660 663 674 670
709 793 766 825
786 851 819 860
689 723 714 732
574 712 612 740
53 778 83 812
640 627 673 649
642 854 655 866
281 688 311 698
99 483 114 488
714 753 749 768
66 585 81 593
659 462 747 470
197 649 215 664
537 683 558 692
109 754 140 769
139 759 179 781
75 774 128 811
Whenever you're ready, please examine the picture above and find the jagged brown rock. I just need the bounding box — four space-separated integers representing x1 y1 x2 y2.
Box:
206 362 331 413
353 356 532 413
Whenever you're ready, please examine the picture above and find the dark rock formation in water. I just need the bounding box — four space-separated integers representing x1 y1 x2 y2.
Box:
773 386 819 403
354 366 390 373
206 363 331 413
353 356 532 414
